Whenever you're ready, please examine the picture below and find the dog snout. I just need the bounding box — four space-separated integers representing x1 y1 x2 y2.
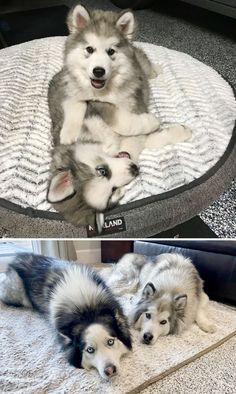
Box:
104 364 117 377
129 163 139 177
143 332 153 344
93 67 105 78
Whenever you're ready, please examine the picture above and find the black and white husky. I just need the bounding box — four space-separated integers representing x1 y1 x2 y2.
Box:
0 254 132 379
102 253 216 345
47 4 191 227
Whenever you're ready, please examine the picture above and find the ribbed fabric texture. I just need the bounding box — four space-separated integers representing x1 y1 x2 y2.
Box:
0 37 235 210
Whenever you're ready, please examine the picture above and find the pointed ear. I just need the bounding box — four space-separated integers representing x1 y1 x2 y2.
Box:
143 282 156 299
130 306 145 327
174 294 187 310
116 10 135 40
67 4 91 34
47 170 75 203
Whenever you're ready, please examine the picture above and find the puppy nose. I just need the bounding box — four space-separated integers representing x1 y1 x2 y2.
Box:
104 364 117 377
129 163 139 177
143 332 153 344
93 67 105 78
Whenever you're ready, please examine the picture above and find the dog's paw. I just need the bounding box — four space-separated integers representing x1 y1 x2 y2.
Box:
205 323 217 333
169 124 192 143
60 128 79 145
143 113 160 133
149 64 163 79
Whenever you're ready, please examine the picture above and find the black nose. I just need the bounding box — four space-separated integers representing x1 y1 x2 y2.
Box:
93 67 105 78
129 163 139 177
143 332 153 344
104 364 117 376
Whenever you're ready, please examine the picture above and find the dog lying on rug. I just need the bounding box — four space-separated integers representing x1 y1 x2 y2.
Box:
0 253 132 380
102 253 216 344
47 4 191 228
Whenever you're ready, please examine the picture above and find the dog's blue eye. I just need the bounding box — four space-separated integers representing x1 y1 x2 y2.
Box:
86 346 95 353
107 339 114 346
146 313 151 319
160 320 167 325
96 166 108 177
86 46 94 54
107 48 115 56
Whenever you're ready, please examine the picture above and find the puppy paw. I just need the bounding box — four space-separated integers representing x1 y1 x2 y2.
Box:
205 323 217 333
169 124 192 143
149 64 163 79
60 128 79 145
143 113 160 133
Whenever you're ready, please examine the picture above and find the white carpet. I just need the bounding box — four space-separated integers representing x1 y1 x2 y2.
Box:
0 300 236 394
0 37 235 211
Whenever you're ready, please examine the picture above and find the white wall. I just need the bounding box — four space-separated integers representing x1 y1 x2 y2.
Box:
73 241 101 265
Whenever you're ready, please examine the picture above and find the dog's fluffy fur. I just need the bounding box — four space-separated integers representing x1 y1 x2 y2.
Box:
0 253 132 379
47 4 191 227
102 253 216 345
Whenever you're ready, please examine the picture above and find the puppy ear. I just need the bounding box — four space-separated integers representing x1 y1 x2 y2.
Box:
114 308 132 350
116 10 135 40
47 170 75 203
143 282 156 299
67 4 91 34
173 294 187 310
130 306 145 327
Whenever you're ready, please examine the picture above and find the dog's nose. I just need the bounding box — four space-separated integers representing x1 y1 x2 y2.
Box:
129 163 139 177
143 332 153 344
93 67 105 78
104 364 117 377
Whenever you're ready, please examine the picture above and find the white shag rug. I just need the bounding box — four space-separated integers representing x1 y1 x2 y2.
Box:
0 299 236 394
0 37 235 211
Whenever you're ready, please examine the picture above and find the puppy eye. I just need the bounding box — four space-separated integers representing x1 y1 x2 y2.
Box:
107 48 115 56
160 320 167 325
86 346 95 353
96 166 108 177
107 338 114 346
86 46 94 54
145 313 151 319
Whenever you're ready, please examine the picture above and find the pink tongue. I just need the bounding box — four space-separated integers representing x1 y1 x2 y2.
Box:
116 151 131 159
92 79 104 88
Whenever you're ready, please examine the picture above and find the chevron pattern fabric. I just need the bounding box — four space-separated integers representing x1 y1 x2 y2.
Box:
0 37 235 212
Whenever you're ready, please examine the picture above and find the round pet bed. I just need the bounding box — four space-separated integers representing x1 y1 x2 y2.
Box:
0 37 235 237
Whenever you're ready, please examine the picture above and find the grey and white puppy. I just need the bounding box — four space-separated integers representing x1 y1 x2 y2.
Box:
102 253 216 345
0 253 132 379
47 4 191 226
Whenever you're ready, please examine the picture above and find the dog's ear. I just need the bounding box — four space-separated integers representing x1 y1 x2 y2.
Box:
173 294 187 310
116 10 136 41
114 308 132 350
142 282 156 299
67 4 91 34
47 170 76 203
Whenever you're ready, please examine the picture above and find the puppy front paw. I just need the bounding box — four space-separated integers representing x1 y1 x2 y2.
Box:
169 124 192 143
60 127 79 145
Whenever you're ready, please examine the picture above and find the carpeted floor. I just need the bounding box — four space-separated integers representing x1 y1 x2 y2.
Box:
0 0 235 237
139 334 236 394
0 298 236 394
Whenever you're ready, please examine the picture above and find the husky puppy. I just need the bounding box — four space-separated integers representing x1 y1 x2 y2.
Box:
0 253 132 379
102 253 215 345
47 4 191 226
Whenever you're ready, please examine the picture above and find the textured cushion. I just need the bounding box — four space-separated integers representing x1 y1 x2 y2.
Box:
0 37 235 212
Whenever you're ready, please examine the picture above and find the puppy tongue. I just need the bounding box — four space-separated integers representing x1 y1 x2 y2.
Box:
116 151 131 159
91 79 105 88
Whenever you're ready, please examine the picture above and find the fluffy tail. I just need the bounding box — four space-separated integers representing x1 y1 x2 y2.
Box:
101 253 149 296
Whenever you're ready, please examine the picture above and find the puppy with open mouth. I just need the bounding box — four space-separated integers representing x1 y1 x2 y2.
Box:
47 4 191 227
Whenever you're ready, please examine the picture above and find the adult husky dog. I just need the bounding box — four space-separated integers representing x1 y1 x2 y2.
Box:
102 253 216 345
47 4 191 226
0 254 132 379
